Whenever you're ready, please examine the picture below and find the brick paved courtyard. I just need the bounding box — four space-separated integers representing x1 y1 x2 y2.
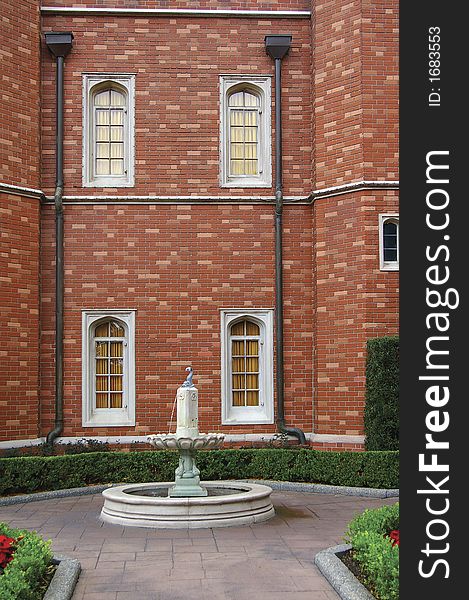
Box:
1 490 397 599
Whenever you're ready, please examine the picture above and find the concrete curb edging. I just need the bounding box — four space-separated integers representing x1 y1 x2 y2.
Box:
43 555 81 600
315 544 375 600
0 481 399 506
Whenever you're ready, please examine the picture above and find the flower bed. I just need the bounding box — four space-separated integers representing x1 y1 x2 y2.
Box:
345 503 399 600
0 523 53 600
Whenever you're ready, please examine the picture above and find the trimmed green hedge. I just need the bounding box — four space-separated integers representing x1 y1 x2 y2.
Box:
0 448 398 496
0 523 52 600
365 336 399 450
345 503 399 600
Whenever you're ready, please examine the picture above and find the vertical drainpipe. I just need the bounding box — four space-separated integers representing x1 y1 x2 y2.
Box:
45 32 74 444
265 35 307 445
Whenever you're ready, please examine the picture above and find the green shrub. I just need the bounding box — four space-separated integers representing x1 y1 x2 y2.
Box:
365 336 399 450
345 503 399 600
0 523 52 600
0 449 398 496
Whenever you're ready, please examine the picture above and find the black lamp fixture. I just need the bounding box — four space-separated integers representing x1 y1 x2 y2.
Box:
45 31 74 58
264 35 292 60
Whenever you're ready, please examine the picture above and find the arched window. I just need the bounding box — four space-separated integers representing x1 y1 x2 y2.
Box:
93 87 126 179
83 74 135 187
379 214 399 270
220 76 272 187
228 89 261 179
82 310 135 427
221 309 273 424
93 319 126 410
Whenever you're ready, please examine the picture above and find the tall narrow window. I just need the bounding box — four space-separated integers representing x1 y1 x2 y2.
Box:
83 74 135 187
82 310 135 427
221 309 273 425
220 76 271 187
379 214 399 270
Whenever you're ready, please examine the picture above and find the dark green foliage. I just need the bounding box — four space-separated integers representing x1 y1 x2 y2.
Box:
345 503 399 600
365 336 399 450
0 438 111 459
0 449 398 496
0 523 52 600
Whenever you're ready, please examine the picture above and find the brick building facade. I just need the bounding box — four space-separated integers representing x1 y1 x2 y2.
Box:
0 0 398 450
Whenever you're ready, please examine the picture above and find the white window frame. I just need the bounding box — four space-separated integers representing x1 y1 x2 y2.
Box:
379 214 399 271
220 309 274 425
82 73 135 187
82 309 136 427
219 75 272 188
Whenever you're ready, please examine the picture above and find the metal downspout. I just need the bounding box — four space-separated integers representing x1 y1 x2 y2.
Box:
267 37 307 445
45 33 74 444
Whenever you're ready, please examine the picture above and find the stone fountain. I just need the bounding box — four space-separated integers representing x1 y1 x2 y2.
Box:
100 368 275 528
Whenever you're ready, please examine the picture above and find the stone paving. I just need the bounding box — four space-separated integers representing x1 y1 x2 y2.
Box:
0 491 397 600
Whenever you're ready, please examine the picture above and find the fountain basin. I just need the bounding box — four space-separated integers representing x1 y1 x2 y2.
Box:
147 433 225 450
100 481 275 529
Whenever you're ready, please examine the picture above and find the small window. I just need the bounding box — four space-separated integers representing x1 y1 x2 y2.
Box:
379 214 399 270
83 74 135 187
221 309 273 424
220 76 272 188
82 310 135 427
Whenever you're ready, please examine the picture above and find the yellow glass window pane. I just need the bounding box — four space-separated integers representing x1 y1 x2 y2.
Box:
94 91 110 106
245 321 260 336
228 91 243 107
111 143 124 159
244 91 259 107
230 110 244 126
110 393 123 408
244 127 257 142
110 375 123 391
110 126 123 142
232 391 245 407
230 160 244 176
231 143 244 159
111 90 125 106
95 393 108 408
95 341 109 357
96 376 108 392
245 160 258 175
231 127 244 142
97 142 110 158
96 358 108 375
232 374 245 390
110 321 125 337
95 323 109 337
110 358 123 374
246 374 259 389
231 321 244 336
246 391 259 406
231 340 245 356
110 341 123 357
231 357 245 373
96 109 109 125
244 111 258 127
246 340 259 356
97 126 109 142
96 159 109 175
110 110 124 125
245 144 257 160
246 356 259 372
111 159 124 175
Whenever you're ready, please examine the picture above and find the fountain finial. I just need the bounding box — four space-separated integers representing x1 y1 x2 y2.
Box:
181 366 194 388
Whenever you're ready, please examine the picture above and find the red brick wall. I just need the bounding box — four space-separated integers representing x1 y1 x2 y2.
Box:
313 189 399 436
0 193 41 441
0 0 41 188
39 203 314 437
40 15 313 197
0 0 41 442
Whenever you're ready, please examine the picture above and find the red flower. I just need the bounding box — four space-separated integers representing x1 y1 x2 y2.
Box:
0 535 16 570
388 529 400 547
